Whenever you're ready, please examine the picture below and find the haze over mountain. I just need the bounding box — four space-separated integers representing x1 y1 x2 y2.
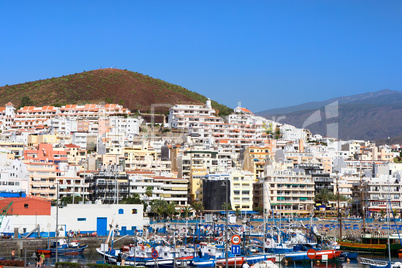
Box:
257 89 402 142
0 68 233 115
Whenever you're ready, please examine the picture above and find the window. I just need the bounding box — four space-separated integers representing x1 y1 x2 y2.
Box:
77 218 86 221
118 209 124 214
24 204 29 208
132 209 138 214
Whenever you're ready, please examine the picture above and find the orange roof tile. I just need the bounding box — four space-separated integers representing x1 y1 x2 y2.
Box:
240 107 253 114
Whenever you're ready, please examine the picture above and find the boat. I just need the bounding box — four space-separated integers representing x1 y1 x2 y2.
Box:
359 257 402 268
38 239 87 255
215 255 245 267
144 256 194 268
356 181 402 268
339 251 358 260
284 249 341 261
192 256 216 268
245 254 276 264
338 233 402 253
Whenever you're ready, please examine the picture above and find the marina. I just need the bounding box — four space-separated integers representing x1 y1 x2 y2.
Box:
1 217 402 268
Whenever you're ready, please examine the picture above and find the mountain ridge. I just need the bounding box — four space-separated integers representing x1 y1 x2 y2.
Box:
257 89 402 141
258 89 401 115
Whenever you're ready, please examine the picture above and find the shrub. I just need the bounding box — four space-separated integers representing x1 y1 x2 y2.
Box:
0 259 25 267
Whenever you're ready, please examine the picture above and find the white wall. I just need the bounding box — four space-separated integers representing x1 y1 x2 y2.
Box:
0 203 143 236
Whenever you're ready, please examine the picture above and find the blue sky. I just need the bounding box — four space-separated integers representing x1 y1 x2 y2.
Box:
0 1 401 112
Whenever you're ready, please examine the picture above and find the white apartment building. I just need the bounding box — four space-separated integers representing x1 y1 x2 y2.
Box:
58 104 130 118
154 176 189 207
57 162 90 201
230 169 254 211
109 116 142 136
280 124 307 142
364 173 402 216
51 117 78 134
168 99 216 129
0 155 30 194
127 173 163 210
261 166 315 215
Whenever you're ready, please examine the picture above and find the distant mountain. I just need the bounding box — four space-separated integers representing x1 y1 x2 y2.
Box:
257 89 402 141
0 68 233 115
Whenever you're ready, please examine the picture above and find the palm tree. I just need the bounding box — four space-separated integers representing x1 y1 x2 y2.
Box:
151 198 168 220
144 186 153 214
191 202 204 219
182 205 192 219
166 203 177 220
235 207 241 217
145 186 153 198
315 189 331 205
222 202 232 211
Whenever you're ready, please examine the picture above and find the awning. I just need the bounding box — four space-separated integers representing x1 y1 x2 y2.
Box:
219 211 235 215
242 211 259 214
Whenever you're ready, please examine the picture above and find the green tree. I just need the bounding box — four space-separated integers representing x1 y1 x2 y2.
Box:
314 188 332 205
60 195 87 205
145 186 153 198
19 95 34 108
274 127 282 140
120 193 142 204
151 198 168 220
182 205 192 219
222 202 232 211
235 207 241 217
191 202 204 219
380 209 386 218
165 203 177 219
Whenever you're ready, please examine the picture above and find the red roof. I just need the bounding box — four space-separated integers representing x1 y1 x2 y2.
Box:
65 144 80 148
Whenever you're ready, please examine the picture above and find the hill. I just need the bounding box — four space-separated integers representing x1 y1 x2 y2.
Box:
257 89 402 141
0 68 233 115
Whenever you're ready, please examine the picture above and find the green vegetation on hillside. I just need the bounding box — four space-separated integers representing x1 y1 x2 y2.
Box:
0 69 233 116
127 71 233 116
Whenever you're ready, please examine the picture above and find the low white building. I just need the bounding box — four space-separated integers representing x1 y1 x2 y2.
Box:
1 203 143 237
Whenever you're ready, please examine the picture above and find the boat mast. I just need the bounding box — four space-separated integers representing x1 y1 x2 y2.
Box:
336 174 342 239
55 182 59 263
225 177 229 268
263 181 266 249
387 176 391 265
361 171 366 232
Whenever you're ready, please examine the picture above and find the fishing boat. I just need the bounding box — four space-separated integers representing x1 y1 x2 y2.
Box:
192 256 216 268
97 245 195 266
339 251 358 260
338 233 402 253
245 254 276 264
284 249 341 261
38 239 88 255
144 255 194 268
214 255 245 267
359 257 402 268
